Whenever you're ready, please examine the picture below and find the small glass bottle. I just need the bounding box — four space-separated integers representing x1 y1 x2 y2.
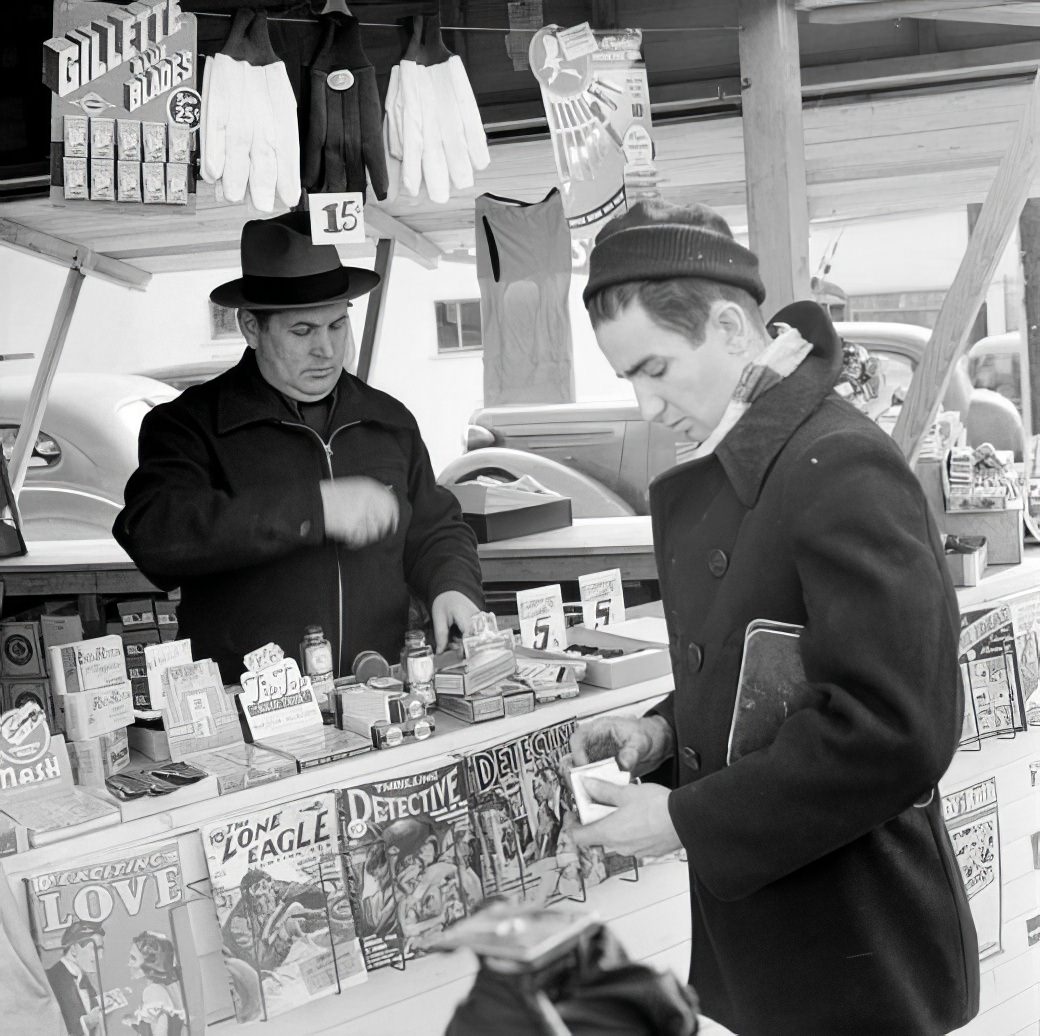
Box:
300 625 335 725
406 643 436 707
400 629 426 686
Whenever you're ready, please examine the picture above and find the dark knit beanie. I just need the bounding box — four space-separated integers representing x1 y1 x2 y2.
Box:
582 200 767 307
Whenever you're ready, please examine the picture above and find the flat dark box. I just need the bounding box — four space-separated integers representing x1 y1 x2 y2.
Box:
460 496 572 543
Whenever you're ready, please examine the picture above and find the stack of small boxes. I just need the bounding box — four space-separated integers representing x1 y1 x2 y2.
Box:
118 598 179 712
48 634 134 787
0 619 54 730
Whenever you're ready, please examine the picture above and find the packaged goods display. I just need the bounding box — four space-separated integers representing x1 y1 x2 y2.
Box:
201 792 367 1022
184 742 296 795
162 659 242 758
338 759 481 970
24 840 204 1034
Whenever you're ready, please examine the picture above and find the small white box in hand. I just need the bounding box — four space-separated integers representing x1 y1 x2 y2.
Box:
569 757 631 825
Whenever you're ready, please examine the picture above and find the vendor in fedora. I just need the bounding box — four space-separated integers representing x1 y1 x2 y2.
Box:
114 211 483 681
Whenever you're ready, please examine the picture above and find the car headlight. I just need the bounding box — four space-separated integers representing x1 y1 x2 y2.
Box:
463 425 496 452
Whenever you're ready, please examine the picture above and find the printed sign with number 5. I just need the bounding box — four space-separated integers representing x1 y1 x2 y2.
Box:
308 192 366 245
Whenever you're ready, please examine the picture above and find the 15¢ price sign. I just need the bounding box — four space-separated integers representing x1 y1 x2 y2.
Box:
308 192 366 245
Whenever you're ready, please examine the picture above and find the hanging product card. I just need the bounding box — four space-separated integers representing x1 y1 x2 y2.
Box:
308 192 366 245
42 1 197 210
530 24 658 234
517 585 567 651
238 656 323 741
958 602 1027 747
943 778 1002 960
578 569 625 628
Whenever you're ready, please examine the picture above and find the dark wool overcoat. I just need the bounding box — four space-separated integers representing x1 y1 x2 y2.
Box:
649 304 979 1036
114 349 482 681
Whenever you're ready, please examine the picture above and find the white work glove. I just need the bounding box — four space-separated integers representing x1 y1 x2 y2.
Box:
266 61 302 208
398 59 426 197
200 52 251 189
446 54 490 171
416 64 450 204
428 61 473 191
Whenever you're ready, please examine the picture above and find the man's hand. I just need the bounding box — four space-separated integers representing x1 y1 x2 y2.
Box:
431 590 481 652
567 781 681 858
570 714 675 775
319 477 399 549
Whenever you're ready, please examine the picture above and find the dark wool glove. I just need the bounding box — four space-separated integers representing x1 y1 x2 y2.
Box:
303 13 388 201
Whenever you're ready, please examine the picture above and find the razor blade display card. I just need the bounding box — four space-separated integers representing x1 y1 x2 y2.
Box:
517 584 567 652
578 568 625 628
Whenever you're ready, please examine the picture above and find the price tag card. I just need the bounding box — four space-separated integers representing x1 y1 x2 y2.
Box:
578 568 625 628
517 584 567 652
308 192 366 245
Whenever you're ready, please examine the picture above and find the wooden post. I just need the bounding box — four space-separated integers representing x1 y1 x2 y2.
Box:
893 72 1040 462
356 237 396 384
737 0 811 313
9 266 84 496
965 202 988 344
1020 198 1040 444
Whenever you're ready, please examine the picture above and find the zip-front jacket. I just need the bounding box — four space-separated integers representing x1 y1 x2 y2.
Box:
649 303 979 1035
114 349 483 681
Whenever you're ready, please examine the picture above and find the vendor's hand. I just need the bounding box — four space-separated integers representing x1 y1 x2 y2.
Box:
570 714 675 775
567 780 681 858
431 590 481 652
319 476 399 548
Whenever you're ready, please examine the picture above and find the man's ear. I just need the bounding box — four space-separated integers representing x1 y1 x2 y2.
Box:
238 308 259 348
713 301 753 355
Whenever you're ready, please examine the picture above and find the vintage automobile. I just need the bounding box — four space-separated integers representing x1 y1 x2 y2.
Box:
1 373 179 541
438 321 1021 517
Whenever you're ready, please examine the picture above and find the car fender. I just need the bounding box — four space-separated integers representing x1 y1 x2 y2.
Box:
437 448 635 518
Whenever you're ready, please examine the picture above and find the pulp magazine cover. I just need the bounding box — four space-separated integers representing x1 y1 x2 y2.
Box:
463 718 609 906
942 777 1002 960
24 839 204 1036
200 792 366 1023
337 759 482 971
958 603 1027 746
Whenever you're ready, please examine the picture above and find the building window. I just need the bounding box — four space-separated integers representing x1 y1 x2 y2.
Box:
209 300 242 339
847 290 947 328
435 300 482 354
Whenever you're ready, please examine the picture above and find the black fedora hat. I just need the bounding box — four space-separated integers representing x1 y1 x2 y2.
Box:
210 211 380 310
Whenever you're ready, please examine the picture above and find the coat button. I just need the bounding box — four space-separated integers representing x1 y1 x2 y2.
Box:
682 746 701 771
687 642 703 672
707 548 729 577
299 519 312 538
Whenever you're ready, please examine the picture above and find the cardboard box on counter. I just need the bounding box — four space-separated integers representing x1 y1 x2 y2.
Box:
945 535 988 587
67 728 130 786
117 598 157 630
446 482 572 543
83 772 219 822
942 502 1023 566
127 721 170 761
1 621 46 677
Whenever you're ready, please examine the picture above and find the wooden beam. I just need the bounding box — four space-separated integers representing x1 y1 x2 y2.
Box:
965 202 989 344
918 7 1040 27
0 217 150 290
9 267 84 496
364 205 441 269
356 237 396 384
803 0 1014 23
892 71 1040 461
738 0 812 312
1020 198 1040 441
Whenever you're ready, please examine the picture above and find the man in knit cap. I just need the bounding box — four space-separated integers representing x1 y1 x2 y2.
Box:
569 201 979 1035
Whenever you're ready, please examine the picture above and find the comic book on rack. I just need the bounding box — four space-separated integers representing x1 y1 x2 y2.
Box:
337 758 482 971
462 718 610 906
958 602 1026 745
199 792 366 1023
24 839 204 1036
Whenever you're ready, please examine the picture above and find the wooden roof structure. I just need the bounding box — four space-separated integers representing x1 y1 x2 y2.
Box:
4 0 1040 275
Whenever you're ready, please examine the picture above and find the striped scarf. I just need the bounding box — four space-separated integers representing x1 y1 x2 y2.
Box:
689 324 813 459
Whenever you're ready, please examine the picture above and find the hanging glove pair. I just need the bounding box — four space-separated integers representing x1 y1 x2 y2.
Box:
303 13 388 201
200 8 300 212
384 15 490 205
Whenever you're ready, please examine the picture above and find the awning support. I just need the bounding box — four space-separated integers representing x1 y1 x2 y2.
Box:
8 265 85 496
356 237 396 383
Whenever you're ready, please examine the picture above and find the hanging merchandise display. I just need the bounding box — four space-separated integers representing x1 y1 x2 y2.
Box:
383 15 490 205
42 0 199 209
529 23 658 233
475 190 575 406
199 8 300 212
303 12 387 201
